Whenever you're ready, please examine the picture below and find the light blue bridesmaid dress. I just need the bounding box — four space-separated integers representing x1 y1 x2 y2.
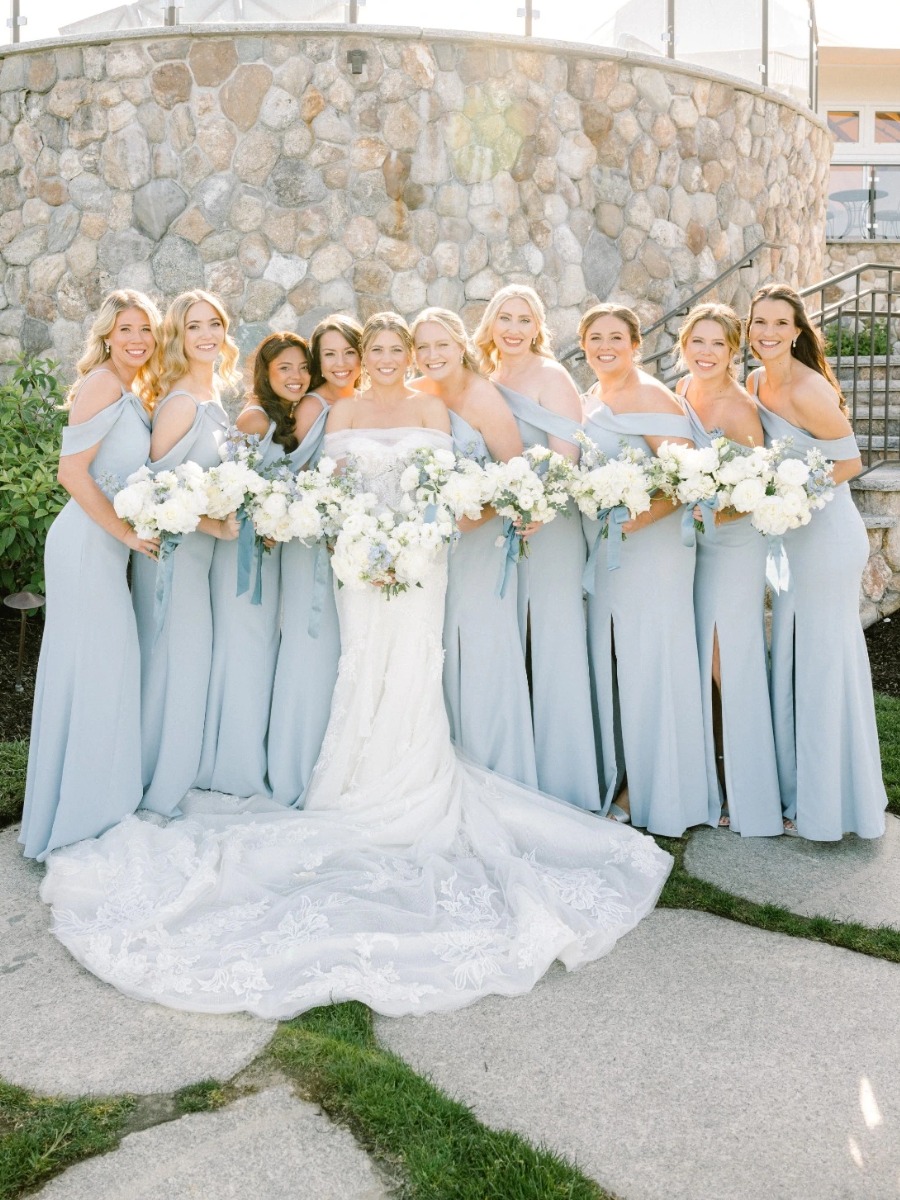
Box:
582 402 712 836
131 392 227 816
680 391 783 836
497 385 600 810
20 374 150 860
755 397 887 840
195 411 284 797
267 394 341 806
443 410 537 787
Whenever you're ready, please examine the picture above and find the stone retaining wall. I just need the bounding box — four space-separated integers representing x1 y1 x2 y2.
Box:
852 468 900 626
0 26 831 367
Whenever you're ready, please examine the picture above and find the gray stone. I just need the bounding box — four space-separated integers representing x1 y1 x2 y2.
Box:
0 827 274 1096
266 160 327 209
194 172 237 227
21 317 51 354
98 229 154 273
34 1087 389 1200
151 235 204 294
685 816 900 928
3 226 47 266
100 125 152 192
132 179 188 240
378 910 900 1200
582 229 622 299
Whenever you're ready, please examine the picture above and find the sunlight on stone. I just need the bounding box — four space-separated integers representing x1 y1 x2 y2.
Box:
847 1135 865 1169
859 1076 883 1129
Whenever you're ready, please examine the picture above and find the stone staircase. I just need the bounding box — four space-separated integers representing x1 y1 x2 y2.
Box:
837 361 900 459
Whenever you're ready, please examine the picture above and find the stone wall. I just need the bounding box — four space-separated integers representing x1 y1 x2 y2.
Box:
824 240 900 281
0 26 832 369
851 468 900 626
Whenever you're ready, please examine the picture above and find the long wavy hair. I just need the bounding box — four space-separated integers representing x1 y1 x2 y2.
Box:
306 314 363 393
359 312 414 386
749 283 847 414
156 290 240 399
69 289 162 411
410 307 483 375
474 285 555 373
250 332 310 453
676 303 742 379
578 303 642 361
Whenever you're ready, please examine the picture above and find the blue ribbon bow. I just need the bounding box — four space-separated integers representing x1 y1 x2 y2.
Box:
582 506 629 594
496 520 521 598
681 498 717 548
235 511 265 606
765 536 791 593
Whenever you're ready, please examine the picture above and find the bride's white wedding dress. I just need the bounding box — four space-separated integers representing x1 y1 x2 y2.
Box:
41 429 671 1019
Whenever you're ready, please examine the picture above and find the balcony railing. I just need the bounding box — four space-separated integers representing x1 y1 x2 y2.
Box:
827 165 900 241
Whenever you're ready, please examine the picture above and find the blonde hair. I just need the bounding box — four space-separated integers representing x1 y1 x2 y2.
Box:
358 311 414 387
578 303 642 351
411 307 482 375
69 289 162 411
474 285 554 372
676 303 742 379
157 290 240 398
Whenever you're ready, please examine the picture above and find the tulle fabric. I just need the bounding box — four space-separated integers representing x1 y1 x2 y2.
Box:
41 430 671 1019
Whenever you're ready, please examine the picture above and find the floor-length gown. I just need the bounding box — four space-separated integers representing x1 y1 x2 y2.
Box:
582 403 712 836
195 411 283 797
40 427 672 1019
497 385 600 810
131 393 228 817
267 394 341 806
20 376 150 862
755 400 887 840
680 393 783 836
443 410 537 787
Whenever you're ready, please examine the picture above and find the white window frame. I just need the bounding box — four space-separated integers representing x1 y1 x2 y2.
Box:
824 101 900 164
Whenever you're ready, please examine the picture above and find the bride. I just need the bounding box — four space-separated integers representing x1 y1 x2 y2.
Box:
41 312 672 1020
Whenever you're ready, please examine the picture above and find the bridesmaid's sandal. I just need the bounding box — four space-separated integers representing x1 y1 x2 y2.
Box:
783 818 799 837
607 803 631 825
718 808 730 829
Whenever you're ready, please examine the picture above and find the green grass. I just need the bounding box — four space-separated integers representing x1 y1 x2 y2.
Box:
269 1003 609 1200
0 741 26 829
0 1081 134 1200
875 692 900 815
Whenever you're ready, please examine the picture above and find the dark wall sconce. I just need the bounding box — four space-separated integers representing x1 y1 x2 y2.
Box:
347 49 368 75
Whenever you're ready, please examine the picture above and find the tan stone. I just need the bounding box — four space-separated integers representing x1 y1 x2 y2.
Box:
243 279 284 321
310 243 353 283
150 63 192 109
885 522 900 572
596 203 624 239
374 235 420 271
639 239 672 280
28 253 66 294
168 104 196 153
283 123 313 159
171 206 214 244
180 147 212 190
341 215 378 258
382 102 422 152
220 64 272 131
188 40 238 88
65 236 98 278
299 86 327 124
205 258 244 297
47 78 91 121
352 257 392 296
233 129 279 186
607 80 638 112
862 554 893 602
106 43 149 81
229 192 266 233
295 208 330 257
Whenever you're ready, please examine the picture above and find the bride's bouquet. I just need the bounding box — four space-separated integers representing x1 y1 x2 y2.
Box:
113 462 209 635
570 433 653 579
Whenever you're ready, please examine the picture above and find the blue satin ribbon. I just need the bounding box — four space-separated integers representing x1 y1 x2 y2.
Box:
681 498 717 548
307 541 330 638
235 511 255 597
153 533 182 642
496 520 521 598
765 536 791 593
424 503 437 523
582 506 629 594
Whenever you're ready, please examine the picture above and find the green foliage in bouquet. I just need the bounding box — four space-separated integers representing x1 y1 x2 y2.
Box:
0 356 68 596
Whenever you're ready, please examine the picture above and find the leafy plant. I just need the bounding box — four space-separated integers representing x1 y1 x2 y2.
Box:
823 318 889 357
0 355 68 597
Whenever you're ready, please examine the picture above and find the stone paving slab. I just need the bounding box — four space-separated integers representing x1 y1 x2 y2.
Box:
377 910 900 1200
34 1085 390 1200
684 814 900 929
0 826 274 1096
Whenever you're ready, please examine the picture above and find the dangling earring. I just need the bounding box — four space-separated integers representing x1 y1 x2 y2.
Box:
531 338 537 348
791 338 797 350
104 342 110 354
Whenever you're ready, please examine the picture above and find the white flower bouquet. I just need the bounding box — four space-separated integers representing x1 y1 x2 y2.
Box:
247 457 345 546
331 512 447 598
572 433 654 580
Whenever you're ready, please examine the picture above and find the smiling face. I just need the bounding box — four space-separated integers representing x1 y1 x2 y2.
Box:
364 328 411 385
581 314 637 379
681 319 733 385
183 300 225 365
107 306 155 376
414 320 462 382
318 330 360 391
267 346 310 404
748 298 799 361
491 296 538 359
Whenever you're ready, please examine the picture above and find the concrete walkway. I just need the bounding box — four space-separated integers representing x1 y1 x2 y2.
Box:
5 819 900 1199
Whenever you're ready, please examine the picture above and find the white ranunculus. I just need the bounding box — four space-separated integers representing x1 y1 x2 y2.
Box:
730 477 768 512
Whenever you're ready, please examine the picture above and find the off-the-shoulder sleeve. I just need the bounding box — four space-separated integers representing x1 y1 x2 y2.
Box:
60 396 142 457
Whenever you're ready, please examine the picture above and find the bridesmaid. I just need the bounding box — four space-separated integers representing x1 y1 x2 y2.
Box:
20 290 161 861
132 290 240 817
580 303 711 836
473 285 600 810
674 304 783 836
196 332 310 797
747 283 887 840
268 316 361 806
410 307 537 787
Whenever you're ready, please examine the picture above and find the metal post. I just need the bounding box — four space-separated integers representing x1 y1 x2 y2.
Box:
666 0 675 57
349 0 358 22
7 0 23 45
516 0 536 37
163 4 180 25
760 0 768 85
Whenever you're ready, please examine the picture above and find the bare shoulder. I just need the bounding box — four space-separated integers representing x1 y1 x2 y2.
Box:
409 376 438 396
724 388 765 445
633 372 684 415
535 357 581 410
68 371 123 425
792 368 853 438
153 390 197 428
324 396 355 431
416 392 451 432
236 406 271 436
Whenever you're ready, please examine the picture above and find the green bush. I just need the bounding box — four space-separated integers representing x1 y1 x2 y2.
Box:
0 356 68 596
823 319 889 357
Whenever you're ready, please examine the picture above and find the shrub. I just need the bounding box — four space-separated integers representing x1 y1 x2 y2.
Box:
0 356 68 596
823 319 889 357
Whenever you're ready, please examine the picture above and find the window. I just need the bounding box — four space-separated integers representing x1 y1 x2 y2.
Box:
827 111 860 143
875 112 900 145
